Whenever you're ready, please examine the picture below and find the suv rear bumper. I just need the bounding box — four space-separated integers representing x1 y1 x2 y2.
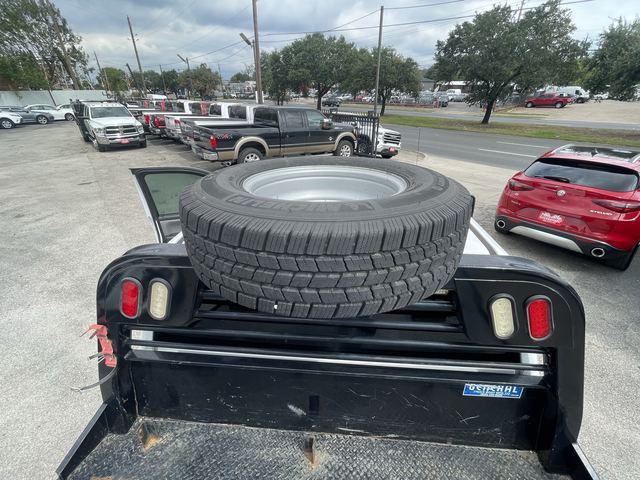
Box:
495 215 636 263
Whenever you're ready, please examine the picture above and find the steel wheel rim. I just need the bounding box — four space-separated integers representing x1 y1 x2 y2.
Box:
242 165 408 202
339 144 352 156
1 120 11 129
243 153 261 163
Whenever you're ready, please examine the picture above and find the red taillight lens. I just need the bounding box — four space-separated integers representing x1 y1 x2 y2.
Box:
143 114 149 124
592 199 640 213
210 135 218 149
508 179 534 191
175 118 181 125
121 279 141 318
527 297 552 340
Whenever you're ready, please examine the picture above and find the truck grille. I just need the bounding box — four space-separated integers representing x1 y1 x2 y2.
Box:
383 132 401 145
105 125 138 137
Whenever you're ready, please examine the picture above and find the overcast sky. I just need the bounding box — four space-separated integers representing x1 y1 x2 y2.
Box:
55 0 640 79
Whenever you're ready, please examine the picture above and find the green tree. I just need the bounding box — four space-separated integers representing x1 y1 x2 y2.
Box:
0 0 89 89
162 69 181 95
375 48 421 115
282 33 359 109
0 53 48 89
179 64 220 98
98 67 127 99
261 50 290 105
585 19 640 100
339 47 372 99
432 0 588 123
230 68 254 82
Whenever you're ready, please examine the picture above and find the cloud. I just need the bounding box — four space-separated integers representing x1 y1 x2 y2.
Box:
55 0 640 77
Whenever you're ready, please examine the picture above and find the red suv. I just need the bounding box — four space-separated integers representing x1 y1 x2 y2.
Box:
495 145 640 269
525 94 570 108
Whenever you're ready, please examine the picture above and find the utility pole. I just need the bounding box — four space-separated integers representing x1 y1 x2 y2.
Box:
177 54 193 99
251 0 263 103
94 51 110 94
126 63 144 97
127 16 146 95
373 6 384 116
217 63 224 94
48 3 81 89
159 64 167 93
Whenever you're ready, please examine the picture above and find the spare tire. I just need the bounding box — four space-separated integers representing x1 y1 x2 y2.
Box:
179 157 473 319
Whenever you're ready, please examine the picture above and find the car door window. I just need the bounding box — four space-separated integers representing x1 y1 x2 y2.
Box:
282 110 305 128
305 110 325 129
131 168 208 242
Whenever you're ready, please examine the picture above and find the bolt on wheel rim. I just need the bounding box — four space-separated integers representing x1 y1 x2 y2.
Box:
339 145 351 156
244 153 261 162
242 165 407 202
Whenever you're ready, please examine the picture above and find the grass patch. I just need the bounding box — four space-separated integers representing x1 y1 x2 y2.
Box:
382 115 640 148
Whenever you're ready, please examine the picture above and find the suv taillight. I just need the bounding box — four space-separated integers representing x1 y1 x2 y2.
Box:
592 199 640 213
508 179 534 191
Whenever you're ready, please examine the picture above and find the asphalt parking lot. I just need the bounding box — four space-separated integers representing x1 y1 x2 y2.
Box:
1 121 638 479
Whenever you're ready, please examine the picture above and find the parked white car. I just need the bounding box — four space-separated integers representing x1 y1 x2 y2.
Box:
24 103 75 121
0 110 23 129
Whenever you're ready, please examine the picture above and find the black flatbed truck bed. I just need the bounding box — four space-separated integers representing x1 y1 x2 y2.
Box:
57 245 598 480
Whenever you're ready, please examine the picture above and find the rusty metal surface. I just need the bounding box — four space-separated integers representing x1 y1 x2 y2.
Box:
68 417 569 480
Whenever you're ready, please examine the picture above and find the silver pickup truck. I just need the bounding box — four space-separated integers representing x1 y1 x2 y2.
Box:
71 101 146 151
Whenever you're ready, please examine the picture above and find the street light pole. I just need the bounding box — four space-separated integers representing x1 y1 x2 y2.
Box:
177 54 194 99
373 6 384 116
251 0 263 104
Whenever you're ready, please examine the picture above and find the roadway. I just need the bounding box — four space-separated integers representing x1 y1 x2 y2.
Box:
345 104 639 131
387 124 566 171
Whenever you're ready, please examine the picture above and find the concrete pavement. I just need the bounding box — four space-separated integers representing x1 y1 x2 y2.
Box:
0 121 638 479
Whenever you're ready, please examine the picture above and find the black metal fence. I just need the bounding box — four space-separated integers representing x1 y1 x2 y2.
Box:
322 109 380 157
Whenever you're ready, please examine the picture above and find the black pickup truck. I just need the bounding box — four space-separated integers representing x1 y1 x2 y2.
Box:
57 157 599 479
191 106 357 164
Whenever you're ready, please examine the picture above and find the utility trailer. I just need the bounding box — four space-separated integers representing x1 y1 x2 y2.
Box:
57 162 599 479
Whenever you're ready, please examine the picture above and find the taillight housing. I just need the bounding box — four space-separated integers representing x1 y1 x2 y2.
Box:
592 199 640 213
120 278 142 319
175 118 181 125
508 179 534 191
143 114 149 124
148 279 171 321
489 295 516 339
210 135 218 149
526 296 552 340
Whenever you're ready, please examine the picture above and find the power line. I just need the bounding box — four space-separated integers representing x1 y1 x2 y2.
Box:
175 4 251 51
327 9 380 31
386 0 466 10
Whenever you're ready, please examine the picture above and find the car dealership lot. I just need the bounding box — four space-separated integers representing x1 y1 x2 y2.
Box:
0 121 638 479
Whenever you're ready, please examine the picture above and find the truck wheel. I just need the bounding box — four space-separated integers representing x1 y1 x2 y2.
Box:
555 102 563 109
335 139 353 157
36 115 49 125
180 157 473 319
525 102 534 108
238 147 263 163
92 137 107 152
1 118 15 129
356 137 372 156
139 140 147 148
65 113 75 121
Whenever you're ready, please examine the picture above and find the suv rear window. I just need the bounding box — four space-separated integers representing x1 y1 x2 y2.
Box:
209 104 222 116
524 159 639 192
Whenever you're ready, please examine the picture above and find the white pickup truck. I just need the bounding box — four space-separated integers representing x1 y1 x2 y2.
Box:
71 101 146 151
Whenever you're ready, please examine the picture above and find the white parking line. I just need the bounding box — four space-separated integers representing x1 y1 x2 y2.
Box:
496 141 553 149
478 148 537 158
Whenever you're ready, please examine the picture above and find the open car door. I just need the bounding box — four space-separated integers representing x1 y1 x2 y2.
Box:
130 167 208 243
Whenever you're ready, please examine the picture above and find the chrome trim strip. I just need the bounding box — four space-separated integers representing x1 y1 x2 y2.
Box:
511 226 582 253
130 344 545 375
